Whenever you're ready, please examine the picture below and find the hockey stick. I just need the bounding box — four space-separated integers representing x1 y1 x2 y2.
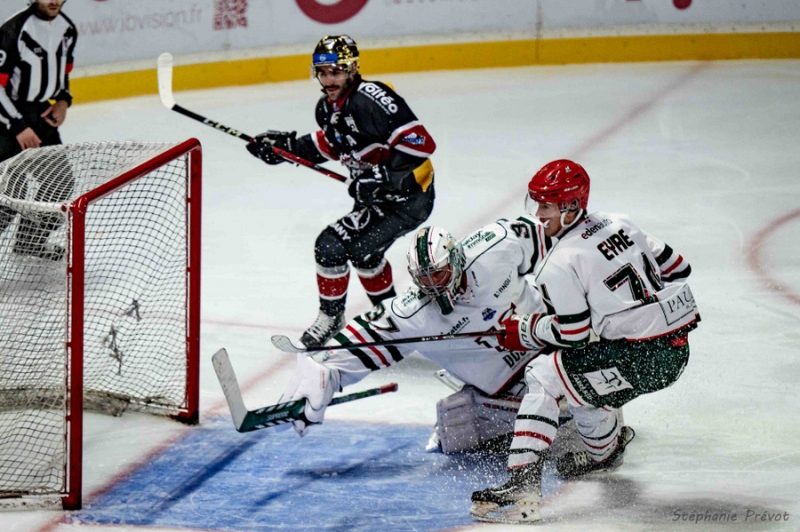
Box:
156 53 350 184
271 329 503 354
211 348 398 432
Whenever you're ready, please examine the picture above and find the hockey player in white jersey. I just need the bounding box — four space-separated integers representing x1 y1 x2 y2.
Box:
470 159 700 524
279 217 554 453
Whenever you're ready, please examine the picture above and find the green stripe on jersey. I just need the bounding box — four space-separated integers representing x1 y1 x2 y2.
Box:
353 316 404 362
415 228 432 270
552 326 589 349
333 332 380 371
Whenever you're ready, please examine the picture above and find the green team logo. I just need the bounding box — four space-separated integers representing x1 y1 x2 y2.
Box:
365 302 386 322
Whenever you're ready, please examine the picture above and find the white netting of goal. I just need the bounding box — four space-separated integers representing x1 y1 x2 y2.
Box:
0 141 198 501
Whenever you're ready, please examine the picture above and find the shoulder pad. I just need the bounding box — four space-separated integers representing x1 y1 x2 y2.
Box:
462 222 508 267
390 287 433 319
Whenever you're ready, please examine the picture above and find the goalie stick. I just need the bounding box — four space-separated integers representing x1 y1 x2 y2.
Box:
156 53 350 184
211 348 397 432
271 329 503 354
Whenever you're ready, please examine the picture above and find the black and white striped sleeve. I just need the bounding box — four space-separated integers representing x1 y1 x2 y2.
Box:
646 233 692 282
324 305 413 388
0 21 24 133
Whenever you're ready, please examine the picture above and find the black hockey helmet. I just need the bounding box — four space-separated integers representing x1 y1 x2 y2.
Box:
311 35 359 77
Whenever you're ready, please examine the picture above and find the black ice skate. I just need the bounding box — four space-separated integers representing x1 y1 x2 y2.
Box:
469 461 542 524
556 425 636 478
299 310 345 348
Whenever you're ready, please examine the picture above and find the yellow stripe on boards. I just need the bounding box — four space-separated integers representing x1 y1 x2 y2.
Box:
71 32 800 104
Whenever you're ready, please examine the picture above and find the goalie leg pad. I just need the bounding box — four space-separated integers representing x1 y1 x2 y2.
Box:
436 386 521 454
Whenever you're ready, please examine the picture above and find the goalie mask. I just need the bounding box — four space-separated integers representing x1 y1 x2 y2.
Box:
525 159 590 236
407 226 465 315
311 35 360 79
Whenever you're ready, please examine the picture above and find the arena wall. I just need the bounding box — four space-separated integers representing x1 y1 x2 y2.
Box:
2 0 798 103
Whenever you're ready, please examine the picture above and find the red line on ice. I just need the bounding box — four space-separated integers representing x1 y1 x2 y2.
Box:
745 209 800 307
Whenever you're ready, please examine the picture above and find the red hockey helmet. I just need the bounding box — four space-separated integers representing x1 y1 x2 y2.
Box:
526 159 590 215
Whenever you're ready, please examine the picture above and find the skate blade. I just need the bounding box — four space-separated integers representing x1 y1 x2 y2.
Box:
469 501 542 524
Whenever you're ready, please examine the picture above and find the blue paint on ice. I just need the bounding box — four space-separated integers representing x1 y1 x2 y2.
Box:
70 419 509 531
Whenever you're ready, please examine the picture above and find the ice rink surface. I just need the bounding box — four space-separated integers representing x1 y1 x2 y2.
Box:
2 59 800 531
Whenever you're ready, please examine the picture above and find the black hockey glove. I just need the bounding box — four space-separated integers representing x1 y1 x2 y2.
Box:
246 130 297 165
348 165 391 205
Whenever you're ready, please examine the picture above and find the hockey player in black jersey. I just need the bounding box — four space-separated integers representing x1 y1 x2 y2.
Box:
0 0 77 261
247 35 437 348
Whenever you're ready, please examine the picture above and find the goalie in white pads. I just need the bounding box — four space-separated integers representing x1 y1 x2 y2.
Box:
470 160 700 524
279 217 555 453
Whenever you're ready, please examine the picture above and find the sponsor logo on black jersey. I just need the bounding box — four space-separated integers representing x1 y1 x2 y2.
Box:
341 209 371 231
360 82 399 113
401 132 426 145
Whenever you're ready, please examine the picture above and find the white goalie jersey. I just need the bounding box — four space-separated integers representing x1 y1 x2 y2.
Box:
323 217 554 396
531 212 700 348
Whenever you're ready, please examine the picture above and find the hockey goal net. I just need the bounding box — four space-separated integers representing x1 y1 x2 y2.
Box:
0 139 201 510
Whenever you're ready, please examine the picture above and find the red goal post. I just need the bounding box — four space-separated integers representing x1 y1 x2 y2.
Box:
0 139 202 510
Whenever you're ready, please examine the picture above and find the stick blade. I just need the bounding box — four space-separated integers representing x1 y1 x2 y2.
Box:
271 335 306 353
157 52 176 109
211 348 247 431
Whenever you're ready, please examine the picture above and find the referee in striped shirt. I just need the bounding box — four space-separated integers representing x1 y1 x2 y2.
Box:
0 0 77 261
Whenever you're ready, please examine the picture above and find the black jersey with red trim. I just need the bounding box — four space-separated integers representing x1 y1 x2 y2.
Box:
295 74 436 201
0 5 77 135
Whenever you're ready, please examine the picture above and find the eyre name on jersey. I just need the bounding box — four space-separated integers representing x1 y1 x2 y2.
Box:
533 212 699 348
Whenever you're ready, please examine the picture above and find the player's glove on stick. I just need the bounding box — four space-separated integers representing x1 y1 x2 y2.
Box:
246 130 297 165
499 314 543 352
348 165 391 205
278 353 341 436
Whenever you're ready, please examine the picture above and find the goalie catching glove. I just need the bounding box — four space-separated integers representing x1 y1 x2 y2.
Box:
278 353 341 436
499 314 545 352
246 130 297 165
